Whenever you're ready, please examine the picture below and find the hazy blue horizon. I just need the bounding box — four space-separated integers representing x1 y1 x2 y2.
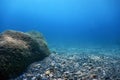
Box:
0 0 120 46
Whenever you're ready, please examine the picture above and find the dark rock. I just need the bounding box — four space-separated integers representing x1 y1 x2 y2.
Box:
0 30 50 80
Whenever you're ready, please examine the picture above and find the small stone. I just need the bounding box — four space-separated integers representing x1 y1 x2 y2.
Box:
81 77 87 80
83 63 87 66
45 70 50 75
41 78 48 80
58 78 63 80
49 73 54 78
23 78 27 80
32 77 36 80
51 61 55 66
75 63 79 67
92 79 98 80
26 73 33 77
33 64 41 67
102 70 106 76
90 74 98 79
75 71 81 75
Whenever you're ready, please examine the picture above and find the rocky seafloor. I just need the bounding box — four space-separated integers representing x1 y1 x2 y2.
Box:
12 46 120 80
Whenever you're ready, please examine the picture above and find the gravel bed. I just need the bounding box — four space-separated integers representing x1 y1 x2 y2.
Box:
12 47 120 80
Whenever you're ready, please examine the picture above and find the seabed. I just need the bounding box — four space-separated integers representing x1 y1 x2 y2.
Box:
13 45 120 80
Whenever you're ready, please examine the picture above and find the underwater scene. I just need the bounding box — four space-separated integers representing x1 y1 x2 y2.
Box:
0 0 120 80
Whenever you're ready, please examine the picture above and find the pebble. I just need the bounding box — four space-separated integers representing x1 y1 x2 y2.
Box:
49 73 54 77
31 77 36 80
45 70 50 75
75 71 81 75
90 74 98 79
92 79 98 80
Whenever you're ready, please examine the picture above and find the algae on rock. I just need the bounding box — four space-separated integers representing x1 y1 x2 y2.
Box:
0 30 50 80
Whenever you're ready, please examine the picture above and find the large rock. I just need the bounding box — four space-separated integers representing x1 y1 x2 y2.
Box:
0 30 50 80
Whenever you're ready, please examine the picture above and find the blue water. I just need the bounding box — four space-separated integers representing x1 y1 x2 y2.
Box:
0 0 120 47
1 1 120 79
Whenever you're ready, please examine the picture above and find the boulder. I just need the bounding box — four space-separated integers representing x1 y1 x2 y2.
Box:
0 30 50 80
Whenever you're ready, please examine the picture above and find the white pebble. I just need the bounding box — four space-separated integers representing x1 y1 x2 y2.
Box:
32 77 36 80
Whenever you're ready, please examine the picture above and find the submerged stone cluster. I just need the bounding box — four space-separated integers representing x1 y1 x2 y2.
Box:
0 30 50 80
14 47 120 80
